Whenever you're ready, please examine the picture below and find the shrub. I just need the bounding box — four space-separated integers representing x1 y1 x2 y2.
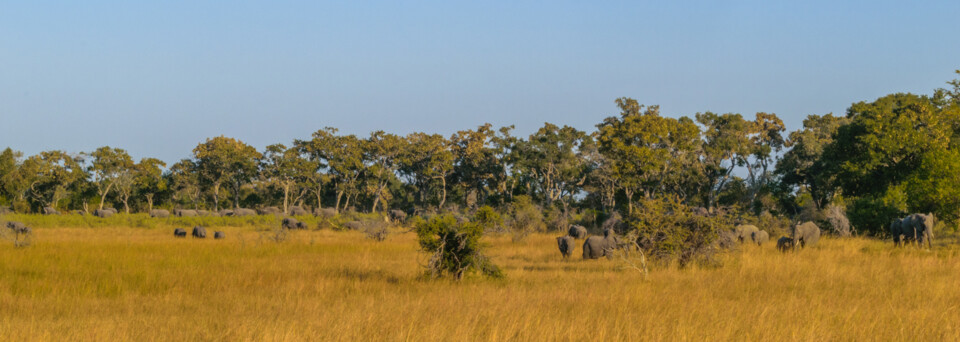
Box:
824 204 852 237
624 198 736 267
506 196 544 241
473 206 503 233
415 214 502 280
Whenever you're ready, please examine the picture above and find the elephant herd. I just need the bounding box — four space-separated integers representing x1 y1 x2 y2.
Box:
173 226 225 239
556 225 626 260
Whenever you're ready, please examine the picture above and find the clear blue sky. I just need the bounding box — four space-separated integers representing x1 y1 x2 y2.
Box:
2 1 959 164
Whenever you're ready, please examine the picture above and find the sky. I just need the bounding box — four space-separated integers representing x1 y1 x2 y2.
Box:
2 1 959 164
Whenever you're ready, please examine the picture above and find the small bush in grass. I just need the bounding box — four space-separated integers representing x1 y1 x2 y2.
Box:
364 221 389 242
416 214 502 280
473 206 503 233
625 197 736 268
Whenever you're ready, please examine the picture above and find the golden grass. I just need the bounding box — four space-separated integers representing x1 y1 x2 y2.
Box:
1 224 958 341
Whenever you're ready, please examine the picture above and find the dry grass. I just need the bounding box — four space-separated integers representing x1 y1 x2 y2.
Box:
1 223 959 341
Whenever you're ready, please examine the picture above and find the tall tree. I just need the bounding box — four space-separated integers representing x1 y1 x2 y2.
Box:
260 143 312 214
696 112 753 209
514 123 591 210
89 146 134 210
363 131 404 213
400 132 454 209
192 136 261 210
775 114 850 209
170 159 201 209
134 158 167 211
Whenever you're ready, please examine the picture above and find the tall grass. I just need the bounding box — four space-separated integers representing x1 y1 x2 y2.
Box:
1 225 958 341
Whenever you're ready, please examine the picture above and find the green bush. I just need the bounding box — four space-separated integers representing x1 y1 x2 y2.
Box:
415 214 502 280
624 198 736 267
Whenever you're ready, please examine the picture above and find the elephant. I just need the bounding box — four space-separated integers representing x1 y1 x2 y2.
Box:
557 236 575 258
149 209 170 218
192 226 207 238
315 207 337 218
6 221 29 234
582 230 619 260
691 207 710 216
568 225 588 239
289 206 308 216
282 217 307 230
93 209 115 218
258 207 282 215
344 221 363 231
214 231 225 239
173 228 187 238
751 230 770 246
734 225 760 243
103 208 118 214
43 206 60 215
389 209 408 224
197 210 213 217
176 209 198 217
791 222 821 248
218 209 234 217
233 208 256 217
891 213 935 248
776 237 794 252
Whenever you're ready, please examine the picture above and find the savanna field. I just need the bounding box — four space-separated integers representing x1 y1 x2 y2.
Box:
2 216 959 341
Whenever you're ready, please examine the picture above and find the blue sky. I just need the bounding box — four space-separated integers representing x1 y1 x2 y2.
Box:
2 1 959 163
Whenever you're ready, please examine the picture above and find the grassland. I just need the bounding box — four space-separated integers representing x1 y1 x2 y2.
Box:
1 218 959 341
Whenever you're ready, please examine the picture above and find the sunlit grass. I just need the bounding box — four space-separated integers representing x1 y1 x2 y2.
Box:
1 222 958 341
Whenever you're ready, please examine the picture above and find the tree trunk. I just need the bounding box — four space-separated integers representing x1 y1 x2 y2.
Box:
283 182 291 215
439 177 447 210
335 191 343 213
146 194 154 211
213 183 221 211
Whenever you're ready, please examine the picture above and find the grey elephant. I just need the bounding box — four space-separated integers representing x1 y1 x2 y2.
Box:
104 208 118 214
776 237 794 252
6 221 29 233
192 226 207 238
214 231 225 239
176 209 198 217
174 228 187 238
218 209 234 217
557 236 574 258
282 217 308 230
734 225 760 243
197 210 213 217
344 221 363 231
791 222 821 248
234 208 256 217
93 209 115 218
315 207 337 218
389 209 407 224
891 213 935 248
289 206 308 216
751 230 770 246
149 209 170 218
258 206 282 215
43 206 60 215
568 225 588 239
582 229 619 260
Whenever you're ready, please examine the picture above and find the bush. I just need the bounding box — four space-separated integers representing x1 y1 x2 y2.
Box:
624 198 736 267
415 214 502 280
473 206 503 233
824 204 852 237
506 196 544 242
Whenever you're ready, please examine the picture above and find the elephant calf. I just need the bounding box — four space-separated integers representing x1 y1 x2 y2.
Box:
282 217 308 230
557 236 574 258
93 209 115 218
214 231 225 239
344 221 363 231
776 237 794 252
389 209 407 224
289 206 308 216
751 230 770 246
174 228 187 238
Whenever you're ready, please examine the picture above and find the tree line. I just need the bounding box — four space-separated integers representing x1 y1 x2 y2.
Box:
2 71 959 234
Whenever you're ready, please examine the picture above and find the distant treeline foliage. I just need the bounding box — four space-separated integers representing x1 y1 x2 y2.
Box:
2 71 959 234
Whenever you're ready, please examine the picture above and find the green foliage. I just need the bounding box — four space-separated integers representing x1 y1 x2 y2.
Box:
472 205 502 232
506 195 544 240
415 214 502 280
624 197 736 267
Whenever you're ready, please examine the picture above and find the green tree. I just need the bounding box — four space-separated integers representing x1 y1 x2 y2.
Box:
450 124 500 208
169 159 201 209
514 123 592 210
88 146 134 210
400 132 455 209
696 112 753 209
0 148 22 205
192 136 261 210
776 114 850 209
261 143 312 214
18 151 86 210
363 131 404 213
134 158 167 211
